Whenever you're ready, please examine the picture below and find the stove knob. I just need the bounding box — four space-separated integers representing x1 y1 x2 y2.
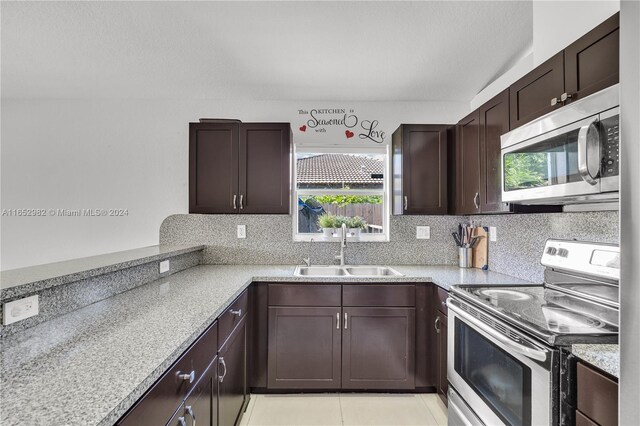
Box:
558 248 569 257
546 247 557 255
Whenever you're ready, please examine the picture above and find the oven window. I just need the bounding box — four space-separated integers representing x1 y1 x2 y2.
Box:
454 318 532 426
503 129 581 192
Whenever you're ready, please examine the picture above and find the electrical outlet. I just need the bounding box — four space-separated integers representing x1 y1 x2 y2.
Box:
489 227 498 242
3 295 39 325
237 225 246 239
159 260 170 274
416 226 430 239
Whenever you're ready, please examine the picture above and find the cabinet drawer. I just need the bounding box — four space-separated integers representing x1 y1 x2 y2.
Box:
219 289 248 348
119 321 218 426
268 284 341 306
577 362 618 426
343 285 415 307
435 286 449 315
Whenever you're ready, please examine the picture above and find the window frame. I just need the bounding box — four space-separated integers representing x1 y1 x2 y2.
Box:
292 145 391 242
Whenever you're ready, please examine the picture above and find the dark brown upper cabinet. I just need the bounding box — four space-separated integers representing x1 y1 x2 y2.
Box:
510 13 619 130
392 124 450 215
564 12 619 103
189 122 291 214
509 52 565 129
479 89 510 214
455 111 481 215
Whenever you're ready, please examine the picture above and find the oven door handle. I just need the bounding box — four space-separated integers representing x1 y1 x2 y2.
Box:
578 118 601 186
448 301 549 362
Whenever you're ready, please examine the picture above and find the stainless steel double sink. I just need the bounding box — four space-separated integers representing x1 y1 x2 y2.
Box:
293 265 404 277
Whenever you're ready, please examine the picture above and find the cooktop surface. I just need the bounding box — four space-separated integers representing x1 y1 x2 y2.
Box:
451 285 619 346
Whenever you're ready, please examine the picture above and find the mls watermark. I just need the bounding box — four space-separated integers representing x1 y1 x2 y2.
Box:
1 208 129 217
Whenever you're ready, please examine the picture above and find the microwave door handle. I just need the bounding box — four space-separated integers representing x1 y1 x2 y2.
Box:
578 120 600 186
447 301 548 362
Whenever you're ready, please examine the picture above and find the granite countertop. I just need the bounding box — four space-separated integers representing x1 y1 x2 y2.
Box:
0 244 205 300
0 264 532 426
571 344 619 378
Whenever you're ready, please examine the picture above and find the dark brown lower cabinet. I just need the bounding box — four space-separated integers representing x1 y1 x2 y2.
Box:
576 362 618 426
342 307 415 390
218 315 247 426
267 306 341 389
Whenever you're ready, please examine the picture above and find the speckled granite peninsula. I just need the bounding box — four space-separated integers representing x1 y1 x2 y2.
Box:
0 264 531 426
572 344 620 378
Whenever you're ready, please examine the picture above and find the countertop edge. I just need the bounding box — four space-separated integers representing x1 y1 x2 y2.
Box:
0 245 206 301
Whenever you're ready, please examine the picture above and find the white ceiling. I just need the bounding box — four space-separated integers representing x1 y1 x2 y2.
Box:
1 1 533 102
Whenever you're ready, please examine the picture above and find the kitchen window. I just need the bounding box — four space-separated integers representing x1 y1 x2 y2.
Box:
293 146 390 242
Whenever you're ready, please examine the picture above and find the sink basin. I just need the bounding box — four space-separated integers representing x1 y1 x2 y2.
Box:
345 266 403 276
295 266 347 276
294 265 403 277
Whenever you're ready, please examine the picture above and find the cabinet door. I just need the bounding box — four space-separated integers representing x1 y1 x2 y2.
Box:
268 306 341 389
565 12 619 102
342 307 415 390
455 111 481 215
479 89 510 213
218 317 247 426
239 123 291 214
392 125 449 215
184 361 217 426
509 52 565 129
189 123 239 214
437 312 448 402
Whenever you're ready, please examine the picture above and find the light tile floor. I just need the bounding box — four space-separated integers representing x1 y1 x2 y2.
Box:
239 393 448 426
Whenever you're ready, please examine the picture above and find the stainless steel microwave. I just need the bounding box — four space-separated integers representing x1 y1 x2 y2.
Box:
501 84 619 205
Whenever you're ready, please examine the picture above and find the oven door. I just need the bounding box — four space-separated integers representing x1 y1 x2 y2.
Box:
501 115 604 204
447 298 555 426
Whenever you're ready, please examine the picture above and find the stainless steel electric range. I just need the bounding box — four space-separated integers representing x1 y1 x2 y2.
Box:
447 239 619 426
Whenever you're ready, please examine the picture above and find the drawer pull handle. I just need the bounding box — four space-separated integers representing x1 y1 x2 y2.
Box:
185 405 196 426
177 370 195 383
434 316 441 333
219 357 227 383
336 312 340 329
344 312 348 329
230 308 242 317
233 194 237 210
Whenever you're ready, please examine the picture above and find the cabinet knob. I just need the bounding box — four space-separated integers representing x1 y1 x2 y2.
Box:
177 370 195 384
230 308 242 317
550 97 560 106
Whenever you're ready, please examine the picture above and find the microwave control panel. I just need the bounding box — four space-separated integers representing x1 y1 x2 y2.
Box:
601 115 619 178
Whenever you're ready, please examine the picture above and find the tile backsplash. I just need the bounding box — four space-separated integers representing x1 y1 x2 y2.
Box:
467 211 619 282
160 214 461 266
160 211 619 283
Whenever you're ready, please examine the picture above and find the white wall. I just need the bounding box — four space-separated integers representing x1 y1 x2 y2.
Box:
0 99 467 270
619 0 640 422
471 0 620 109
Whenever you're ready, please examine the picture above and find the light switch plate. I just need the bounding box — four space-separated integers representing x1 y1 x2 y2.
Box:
237 225 246 239
416 226 430 239
3 295 39 325
489 227 498 242
159 260 170 274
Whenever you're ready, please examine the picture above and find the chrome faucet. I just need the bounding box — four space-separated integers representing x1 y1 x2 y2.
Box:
335 223 347 266
302 238 314 266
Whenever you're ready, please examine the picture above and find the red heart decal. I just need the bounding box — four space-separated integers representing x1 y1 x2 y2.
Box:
345 130 354 139
299 125 307 132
